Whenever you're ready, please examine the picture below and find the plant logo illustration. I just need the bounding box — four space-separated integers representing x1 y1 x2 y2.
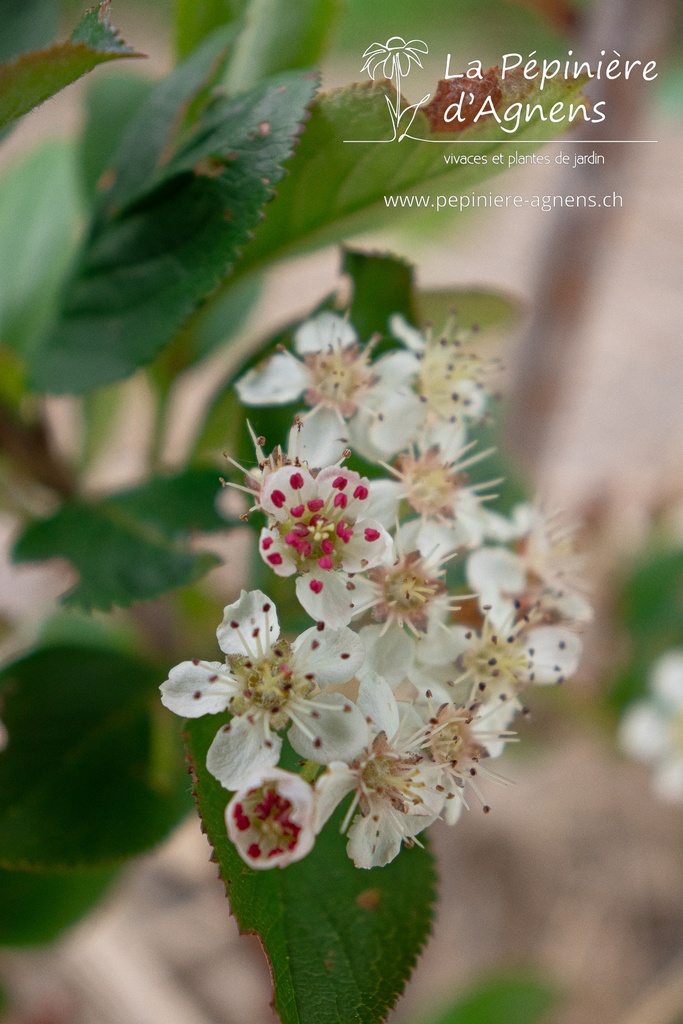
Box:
347 36 431 143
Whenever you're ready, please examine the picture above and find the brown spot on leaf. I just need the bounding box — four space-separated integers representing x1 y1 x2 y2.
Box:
356 888 381 911
97 168 116 192
194 156 225 178
424 67 503 132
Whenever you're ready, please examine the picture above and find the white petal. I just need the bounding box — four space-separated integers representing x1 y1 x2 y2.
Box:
358 622 415 687
296 569 356 627
372 349 420 387
216 589 280 656
422 420 468 462
346 807 404 868
467 547 526 597
291 624 365 684
362 479 403 529
259 527 298 577
356 672 400 737
367 391 425 457
235 351 309 406
294 312 357 354
341 520 394 572
414 519 461 561
414 620 469 667
314 763 358 830
288 408 348 469
619 703 668 763
389 313 425 352
526 626 582 684
442 789 464 825
651 650 683 710
160 661 231 717
474 696 521 757
260 465 317 520
206 715 281 791
289 694 368 764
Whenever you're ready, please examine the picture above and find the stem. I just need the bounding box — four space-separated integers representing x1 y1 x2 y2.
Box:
0 397 76 497
393 62 402 124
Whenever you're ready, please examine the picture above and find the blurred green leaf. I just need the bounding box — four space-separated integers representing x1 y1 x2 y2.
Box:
226 0 338 92
0 865 116 945
175 0 247 61
30 27 317 394
13 468 230 611
417 289 520 332
343 248 415 338
608 547 683 711
619 548 683 650
79 71 155 199
0 2 143 133
0 0 59 63
0 645 192 869
0 139 82 357
422 974 556 1024
185 715 437 1024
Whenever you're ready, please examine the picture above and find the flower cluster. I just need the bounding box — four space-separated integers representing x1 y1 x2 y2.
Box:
161 311 590 869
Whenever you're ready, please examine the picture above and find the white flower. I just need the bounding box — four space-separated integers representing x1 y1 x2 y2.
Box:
314 674 444 869
411 612 582 708
223 417 349 517
258 464 393 627
388 313 497 438
620 650 683 802
365 440 500 555
466 505 592 627
160 590 367 790
350 539 464 687
236 312 371 418
361 37 428 80
412 694 517 824
226 767 317 868
236 312 426 463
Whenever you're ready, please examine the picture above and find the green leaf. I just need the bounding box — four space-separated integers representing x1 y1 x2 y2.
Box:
608 547 683 711
343 248 415 338
185 716 437 1024
175 0 247 61
0 865 116 946
232 73 588 272
0 139 82 357
188 71 587 344
79 71 155 200
422 974 556 1024
226 0 338 92
0 0 59 63
417 289 520 332
13 468 229 611
0 645 191 869
464 419 529 517
30 28 318 394
0 2 143 133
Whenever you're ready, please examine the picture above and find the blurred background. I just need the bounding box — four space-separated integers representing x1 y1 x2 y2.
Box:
0 0 683 1022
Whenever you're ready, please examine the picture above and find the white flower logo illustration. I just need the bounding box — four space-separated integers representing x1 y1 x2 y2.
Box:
361 36 428 81
353 36 430 143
